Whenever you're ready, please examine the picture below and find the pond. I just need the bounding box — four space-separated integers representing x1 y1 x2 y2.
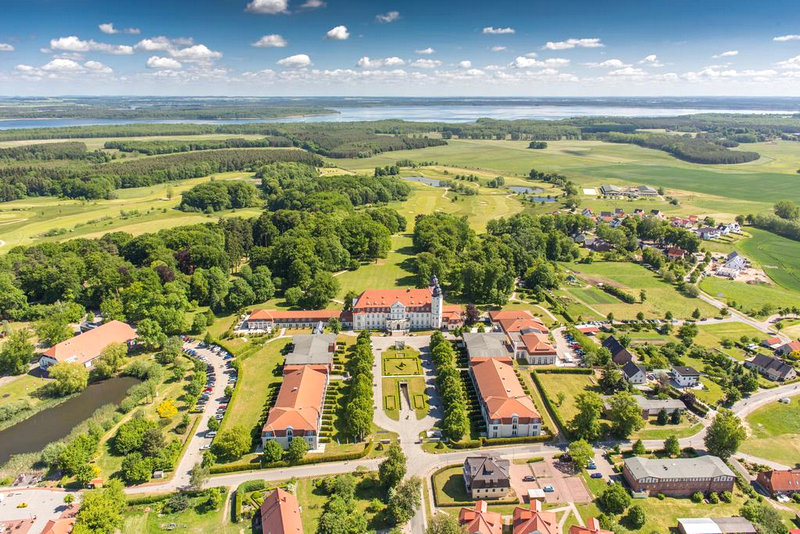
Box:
400 176 441 187
508 186 544 194
0 376 140 465
530 196 558 203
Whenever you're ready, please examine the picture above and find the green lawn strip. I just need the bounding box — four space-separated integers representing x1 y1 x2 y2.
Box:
632 421 703 441
741 399 800 467
517 370 558 435
0 373 66 431
700 276 800 315
534 372 600 422
121 489 240 534
382 378 399 421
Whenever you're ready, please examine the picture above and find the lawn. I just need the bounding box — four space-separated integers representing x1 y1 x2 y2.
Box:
335 234 418 298
563 261 717 319
121 489 239 534
700 276 800 314
382 377 429 420
694 322 767 349
381 346 423 376
0 372 57 430
741 399 800 467
533 371 599 422
738 228 800 293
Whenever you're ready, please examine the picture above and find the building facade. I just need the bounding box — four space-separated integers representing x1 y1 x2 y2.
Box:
623 456 735 497
463 456 511 500
351 277 443 332
262 366 328 450
471 358 542 438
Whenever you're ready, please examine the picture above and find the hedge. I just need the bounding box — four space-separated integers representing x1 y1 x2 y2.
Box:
233 480 268 522
599 284 636 304
530 370 571 439
126 489 207 506
210 441 373 474
536 367 594 375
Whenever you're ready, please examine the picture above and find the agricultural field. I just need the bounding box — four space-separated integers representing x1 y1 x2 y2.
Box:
736 228 800 293
741 399 800 467
562 261 717 319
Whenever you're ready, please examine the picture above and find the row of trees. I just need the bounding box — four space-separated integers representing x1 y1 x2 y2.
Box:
339 332 375 440
178 180 260 213
429 331 470 441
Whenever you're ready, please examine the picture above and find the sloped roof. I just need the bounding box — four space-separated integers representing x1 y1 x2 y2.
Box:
464 456 510 489
472 358 540 420
353 288 432 311
285 334 336 367
249 309 342 322
673 365 701 377
488 309 534 322
459 501 503 534
260 488 303 534
263 366 326 434
625 456 734 481
748 354 795 378
622 361 646 379
463 332 510 359
570 518 614 534
520 332 556 355
513 500 558 534
759 469 800 493
43 320 136 365
498 317 549 335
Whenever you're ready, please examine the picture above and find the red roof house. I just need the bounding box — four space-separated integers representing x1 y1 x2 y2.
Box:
459 501 503 534
39 320 136 369
260 488 303 534
513 500 558 534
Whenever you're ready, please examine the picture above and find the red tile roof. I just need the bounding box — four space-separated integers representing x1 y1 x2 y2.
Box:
499 318 549 335
472 358 540 422
260 488 303 534
442 304 464 323
513 500 558 534
43 320 136 366
577 326 600 334
765 337 782 346
459 501 503 534
249 309 343 322
352 288 433 312
520 332 556 355
757 469 800 494
488 310 535 322
264 367 326 435
570 518 614 534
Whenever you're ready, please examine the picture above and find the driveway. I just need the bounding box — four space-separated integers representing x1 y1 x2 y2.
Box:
509 462 540 503
0 488 75 534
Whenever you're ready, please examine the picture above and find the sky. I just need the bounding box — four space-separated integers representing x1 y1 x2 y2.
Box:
0 0 800 96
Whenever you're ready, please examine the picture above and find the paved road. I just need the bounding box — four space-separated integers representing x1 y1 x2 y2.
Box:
0 488 74 533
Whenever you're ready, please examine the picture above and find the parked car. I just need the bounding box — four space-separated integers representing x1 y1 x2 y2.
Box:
206 431 217 438
590 473 603 479
523 475 535 482
543 485 554 492
587 462 597 469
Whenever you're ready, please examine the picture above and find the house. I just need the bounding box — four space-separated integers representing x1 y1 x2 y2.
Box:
575 324 600 335
259 488 303 534
667 247 687 260
471 358 542 438
515 332 558 365
459 501 503 534
623 456 736 497
463 332 513 361
351 277 444 332
599 211 614 218
38 320 137 370
442 305 465 331
762 337 783 350
262 366 328 450
744 354 797 382
571 518 614 534
601 184 622 196
284 334 336 372
672 366 701 387
696 227 720 240
463 456 511 500
756 469 800 496
650 209 665 219
614 208 625 216
40 505 78 534
573 232 589 244
582 208 594 218
243 309 347 333
726 222 742 234
488 310 544 330
637 185 659 197
589 240 614 252
602 336 635 366
724 252 748 272
622 361 647 385
775 340 800 357
635 397 686 417
513 499 558 534
677 517 757 534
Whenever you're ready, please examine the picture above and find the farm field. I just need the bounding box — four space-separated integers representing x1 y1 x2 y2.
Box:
700 276 799 313
562 261 717 319
736 228 800 293
741 399 800 467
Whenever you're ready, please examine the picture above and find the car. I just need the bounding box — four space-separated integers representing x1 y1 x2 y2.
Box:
200 444 210 451
590 473 603 479
206 431 217 438
543 485 554 492
523 475 535 482
215 414 224 420
587 462 597 469
204 387 213 392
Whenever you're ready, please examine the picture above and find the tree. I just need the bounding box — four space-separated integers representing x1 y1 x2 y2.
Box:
774 200 800 220
121 452 152 485
465 304 480 326
704 409 746 460
189 462 209 490
48 362 89 396
286 436 308 464
75 463 100 488
692 308 701 319
262 440 283 464
632 439 646 455
608 391 645 438
670 409 682 425
73 480 126 534
284 286 303 306
569 392 605 440
379 443 407 489
568 439 594 470
212 426 250 461
626 504 646 529
599 364 627 394
597 482 631 514
0 328 34 375
657 408 669 425
93 342 127 379
326 317 341 333
157 336 182 365
677 323 698 345
388 476 422 526
639 289 647 302
35 314 72 346
664 435 681 457
156 400 178 419
136 318 166 350
207 417 219 432
425 513 465 534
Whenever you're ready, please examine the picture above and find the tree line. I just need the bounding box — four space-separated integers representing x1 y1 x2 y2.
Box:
103 136 292 155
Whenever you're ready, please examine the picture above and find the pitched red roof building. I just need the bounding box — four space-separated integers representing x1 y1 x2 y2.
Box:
570 518 614 534
513 500 558 534
39 320 136 369
756 469 800 496
471 358 542 438
262 366 328 450
459 501 503 534
260 488 303 534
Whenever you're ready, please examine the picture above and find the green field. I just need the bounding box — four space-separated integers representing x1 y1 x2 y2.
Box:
534 371 598 422
335 234 417 298
382 376 429 420
563 261 717 319
381 346 423 376
741 399 800 467
700 276 799 313
738 228 800 293
121 489 239 534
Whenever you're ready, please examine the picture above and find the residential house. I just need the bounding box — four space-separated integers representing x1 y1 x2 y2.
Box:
589 239 614 252
601 184 622 196
602 336 636 366
463 332 513 362
571 518 614 534
575 324 600 335
471 358 542 438
463 456 511 500
756 469 800 496
623 456 736 497
633 208 645 216
667 247 688 260
725 252 748 271
573 232 589 244
672 366 701 387
442 305 465 331
677 517 756 534
260 488 303 534
515 332 558 365
262 366 328 450
38 320 137 370
671 217 694 229
775 340 800 357
284 334 336 372
513 500 558 534
744 354 797 382
614 208 625 216
622 361 647 385
635 397 686 417
459 501 503 534
637 185 659 197
762 337 783 350
488 310 547 333
696 227 720 240
582 208 594 218
650 209 665 219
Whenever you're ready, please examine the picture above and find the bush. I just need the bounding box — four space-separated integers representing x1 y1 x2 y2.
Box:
597 483 631 514
708 492 720 504
691 491 704 503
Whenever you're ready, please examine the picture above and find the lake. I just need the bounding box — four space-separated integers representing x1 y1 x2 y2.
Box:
530 197 558 203
0 376 140 465
508 186 544 194
401 176 442 187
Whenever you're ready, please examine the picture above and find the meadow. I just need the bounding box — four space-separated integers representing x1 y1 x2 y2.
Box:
741 399 800 467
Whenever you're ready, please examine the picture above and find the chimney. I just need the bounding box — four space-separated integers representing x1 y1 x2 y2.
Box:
587 517 600 531
476 501 487 514
531 499 542 512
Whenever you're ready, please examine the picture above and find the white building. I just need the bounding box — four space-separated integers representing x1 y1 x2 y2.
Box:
672 366 701 387
351 277 443 332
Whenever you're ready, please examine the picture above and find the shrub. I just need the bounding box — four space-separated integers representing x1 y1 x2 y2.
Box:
691 491 704 503
708 492 720 504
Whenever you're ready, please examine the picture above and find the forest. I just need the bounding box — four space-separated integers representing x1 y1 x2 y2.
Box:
103 136 292 155
598 132 760 164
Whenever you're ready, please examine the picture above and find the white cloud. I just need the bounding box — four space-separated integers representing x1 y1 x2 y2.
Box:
584 59 630 68
543 38 604 50
41 58 84 72
83 60 113 73
482 26 515 34
300 0 326 8
171 44 222 62
410 58 441 68
252 34 287 48
491 46 507 52
277 53 312 68
0 43 14 52
356 56 404 68
639 54 663 67
50 35 133 55
99 23 140 35
245 0 289 14
777 55 800 69
713 50 738 58
15 64 36 73
458 60 472 68
774 34 800 42
135 37 175 51
523 51 537 58
146 56 182 69
415 47 435 55
511 56 570 68
608 67 647 77
325 25 350 40
464 68 484 76
376 11 400 23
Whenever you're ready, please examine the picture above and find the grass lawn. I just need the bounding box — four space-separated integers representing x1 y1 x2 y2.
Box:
0 372 58 430
534 371 599 422
700 276 800 314
121 489 239 534
335 234 417 298
741 399 800 468
381 346 423 376
382 377 429 420
562 261 717 319
694 322 767 349
633 420 704 440
738 228 800 293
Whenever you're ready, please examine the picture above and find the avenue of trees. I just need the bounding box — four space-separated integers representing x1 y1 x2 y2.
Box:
429 331 470 441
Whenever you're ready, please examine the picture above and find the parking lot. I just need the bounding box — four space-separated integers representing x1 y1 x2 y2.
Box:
525 458 592 504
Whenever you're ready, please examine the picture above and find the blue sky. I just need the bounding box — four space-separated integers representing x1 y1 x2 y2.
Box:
0 0 799 96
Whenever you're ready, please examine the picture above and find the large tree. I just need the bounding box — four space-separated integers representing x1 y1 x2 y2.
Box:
704 409 746 460
388 476 422 526
72 480 126 534
48 362 89 396
608 391 645 439
568 391 605 440
0 328 34 375
426 513 465 534
379 443 407 490
568 439 594 470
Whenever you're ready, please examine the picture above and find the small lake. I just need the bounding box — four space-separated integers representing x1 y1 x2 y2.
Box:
530 196 558 203
509 186 544 194
401 176 442 187
0 376 140 465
